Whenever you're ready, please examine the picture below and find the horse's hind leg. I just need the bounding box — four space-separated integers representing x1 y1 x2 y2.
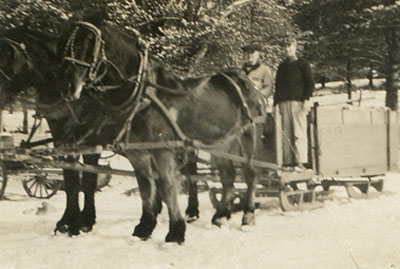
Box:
55 157 81 235
79 153 100 233
154 150 186 244
185 178 199 222
182 156 199 222
126 152 161 241
212 158 236 227
241 166 257 227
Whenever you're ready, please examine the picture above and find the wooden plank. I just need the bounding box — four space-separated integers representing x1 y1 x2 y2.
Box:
388 111 399 171
22 158 136 177
278 169 315 184
120 141 185 150
342 109 371 125
316 107 391 177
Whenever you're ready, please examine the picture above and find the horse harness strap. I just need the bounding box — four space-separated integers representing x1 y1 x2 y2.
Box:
219 73 254 121
145 87 190 143
219 73 263 163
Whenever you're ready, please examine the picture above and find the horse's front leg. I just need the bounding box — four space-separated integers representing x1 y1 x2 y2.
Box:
241 167 257 228
154 150 186 244
126 152 161 241
55 157 81 235
79 153 100 233
211 158 236 227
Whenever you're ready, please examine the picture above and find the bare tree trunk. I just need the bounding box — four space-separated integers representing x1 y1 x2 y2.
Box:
385 28 399 111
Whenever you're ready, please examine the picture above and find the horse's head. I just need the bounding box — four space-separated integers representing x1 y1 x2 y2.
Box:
0 35 33 107
0 27 61 109
58 21 144 102
58 21 106 100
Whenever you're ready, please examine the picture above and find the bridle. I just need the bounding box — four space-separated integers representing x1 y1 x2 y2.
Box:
0 38 32 82
63 21 106 83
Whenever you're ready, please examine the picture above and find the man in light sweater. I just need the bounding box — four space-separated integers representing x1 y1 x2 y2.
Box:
274 37 315 172
242 44 274 108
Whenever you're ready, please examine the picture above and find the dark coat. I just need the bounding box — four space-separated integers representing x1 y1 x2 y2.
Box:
274 58 314 105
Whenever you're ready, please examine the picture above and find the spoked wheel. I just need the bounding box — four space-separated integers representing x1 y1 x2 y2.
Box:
0 161 8 200
22 173 62 199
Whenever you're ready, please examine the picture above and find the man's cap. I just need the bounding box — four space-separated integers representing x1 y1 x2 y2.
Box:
241 43 262 53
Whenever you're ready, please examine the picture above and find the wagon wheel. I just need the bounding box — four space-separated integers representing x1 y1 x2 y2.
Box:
0 161 8 200
22 173 62 199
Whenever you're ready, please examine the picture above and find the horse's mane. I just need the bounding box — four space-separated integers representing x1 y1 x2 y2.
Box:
2 26 58 52
23 28 59 55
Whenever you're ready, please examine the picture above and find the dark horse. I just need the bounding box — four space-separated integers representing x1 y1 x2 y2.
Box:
0 26 106 234
56 20 276 243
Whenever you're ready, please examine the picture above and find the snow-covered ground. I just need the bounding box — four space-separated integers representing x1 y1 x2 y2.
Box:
1 88 400 269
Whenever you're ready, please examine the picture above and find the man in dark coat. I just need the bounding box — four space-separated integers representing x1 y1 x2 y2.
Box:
274 37 315 171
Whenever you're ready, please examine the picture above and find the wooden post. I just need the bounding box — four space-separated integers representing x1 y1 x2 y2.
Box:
0 109 3 133
311 103 320 174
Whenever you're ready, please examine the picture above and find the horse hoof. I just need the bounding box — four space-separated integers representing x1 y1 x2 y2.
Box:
54 224 69 234
165 220 186 244
165 232 185 245
54 224 80 236
126 235 145 245
240 224 254 233
185 214 199 223
80 226 93 233
132 232 151 241
242 212 255 226
212 216 230 228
